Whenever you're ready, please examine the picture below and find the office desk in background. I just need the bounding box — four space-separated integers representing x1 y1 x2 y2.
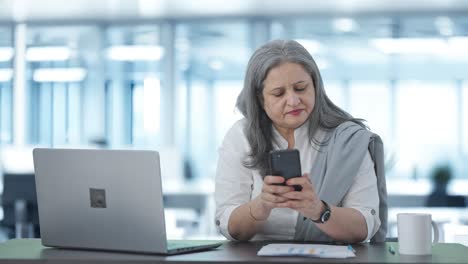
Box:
0 239 467 264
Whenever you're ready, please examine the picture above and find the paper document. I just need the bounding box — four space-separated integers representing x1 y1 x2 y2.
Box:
257 243 356 258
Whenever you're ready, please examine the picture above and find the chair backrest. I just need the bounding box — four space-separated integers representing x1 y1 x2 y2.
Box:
1 172 40 237
369 134 388 243
0 145 40 237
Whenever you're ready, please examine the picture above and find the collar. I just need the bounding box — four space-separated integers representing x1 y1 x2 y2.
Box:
272 121 309 149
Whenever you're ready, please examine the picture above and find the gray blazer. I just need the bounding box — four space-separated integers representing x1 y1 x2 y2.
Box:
294 121 387 242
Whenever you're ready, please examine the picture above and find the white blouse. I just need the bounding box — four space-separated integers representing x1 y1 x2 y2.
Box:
215 119 381 242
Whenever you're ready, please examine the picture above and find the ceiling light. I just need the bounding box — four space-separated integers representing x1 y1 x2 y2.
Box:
26 46 71 61
434 16 453 37
295 39 321 54
209 59 224 71
0 47 14 62
370 38 447 54
333 18 358 33
0 69 13 82
107 45 164 61
33 68 86 82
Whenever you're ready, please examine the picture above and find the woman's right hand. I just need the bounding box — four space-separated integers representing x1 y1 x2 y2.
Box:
250 175 295 220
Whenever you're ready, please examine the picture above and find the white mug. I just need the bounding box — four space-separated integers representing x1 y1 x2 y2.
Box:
397 213 439 255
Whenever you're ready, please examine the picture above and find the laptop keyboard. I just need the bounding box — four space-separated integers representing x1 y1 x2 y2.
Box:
167 241 196 250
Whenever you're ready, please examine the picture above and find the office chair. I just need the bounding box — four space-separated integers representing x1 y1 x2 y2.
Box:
1 172 40 238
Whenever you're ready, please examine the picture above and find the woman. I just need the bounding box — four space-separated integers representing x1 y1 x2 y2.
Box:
215 39 383 243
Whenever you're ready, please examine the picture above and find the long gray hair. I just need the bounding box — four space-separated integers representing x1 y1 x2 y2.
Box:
236 39 365 176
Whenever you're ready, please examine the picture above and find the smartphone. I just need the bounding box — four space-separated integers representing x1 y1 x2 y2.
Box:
269 149 302 191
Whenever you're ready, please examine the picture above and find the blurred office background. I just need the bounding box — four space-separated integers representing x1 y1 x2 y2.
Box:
0 0 467 243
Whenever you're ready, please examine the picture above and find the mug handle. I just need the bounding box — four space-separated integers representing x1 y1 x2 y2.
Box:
431 220 439 243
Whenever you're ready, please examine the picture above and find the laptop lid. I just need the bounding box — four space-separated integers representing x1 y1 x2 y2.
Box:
33 148 170 254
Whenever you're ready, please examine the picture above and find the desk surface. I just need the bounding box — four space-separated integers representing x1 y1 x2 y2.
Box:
1 239 467 264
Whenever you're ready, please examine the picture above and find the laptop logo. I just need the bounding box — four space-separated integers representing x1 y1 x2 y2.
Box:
89 188 107 208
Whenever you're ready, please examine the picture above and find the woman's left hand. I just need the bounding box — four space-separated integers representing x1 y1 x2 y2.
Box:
277 173 325 220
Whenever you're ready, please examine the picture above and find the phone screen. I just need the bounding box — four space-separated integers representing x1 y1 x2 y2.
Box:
269 149 302 191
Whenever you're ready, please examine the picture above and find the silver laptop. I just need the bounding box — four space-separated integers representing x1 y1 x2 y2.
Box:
32 148 222 255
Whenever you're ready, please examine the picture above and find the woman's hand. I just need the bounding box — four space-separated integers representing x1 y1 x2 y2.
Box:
250 175 294 220
277 173 325 220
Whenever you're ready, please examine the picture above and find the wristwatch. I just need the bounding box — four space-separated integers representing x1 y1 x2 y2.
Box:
311 200 331 223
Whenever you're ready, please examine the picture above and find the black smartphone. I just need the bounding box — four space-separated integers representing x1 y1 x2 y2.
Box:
269 149 302 191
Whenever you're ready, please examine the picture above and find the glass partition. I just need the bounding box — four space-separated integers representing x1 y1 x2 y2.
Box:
105 25 163 148
175 21 250 179
463 82 468 156
271 16 468 181
26 25 100 146
349 81 391 145
0 26 13 144
395 81 458 180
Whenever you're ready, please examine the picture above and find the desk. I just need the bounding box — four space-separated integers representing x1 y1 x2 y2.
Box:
0 239 467 263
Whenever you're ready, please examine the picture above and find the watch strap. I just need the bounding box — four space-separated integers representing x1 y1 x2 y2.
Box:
310 200 330 223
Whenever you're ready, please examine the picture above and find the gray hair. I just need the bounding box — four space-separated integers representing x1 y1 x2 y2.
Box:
236 39 365 176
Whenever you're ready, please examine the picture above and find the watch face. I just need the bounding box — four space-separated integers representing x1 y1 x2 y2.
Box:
322 210 331 223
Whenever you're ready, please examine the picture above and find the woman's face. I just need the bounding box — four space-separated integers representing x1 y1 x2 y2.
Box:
262 62 315 133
